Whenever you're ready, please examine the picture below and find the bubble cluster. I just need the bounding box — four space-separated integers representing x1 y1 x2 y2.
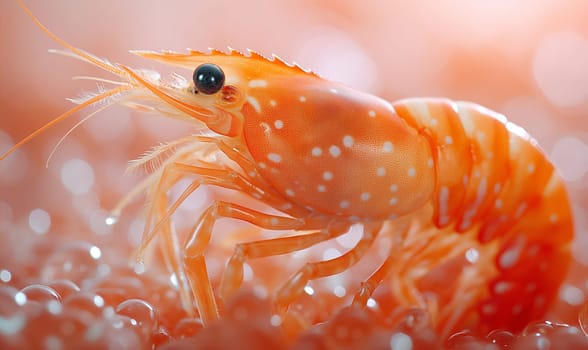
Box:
0 236 587 349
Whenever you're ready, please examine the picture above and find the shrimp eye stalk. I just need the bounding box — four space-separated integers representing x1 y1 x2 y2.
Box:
193 63 225 94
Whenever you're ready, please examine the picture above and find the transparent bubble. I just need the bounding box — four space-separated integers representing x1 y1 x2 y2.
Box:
579 301 588 335
172 317 204 339
486 329 515 347
116 299 157 337
523 321 555 336
19 284 61 303
62 292 106 320
41 242 104 286
45 280 81 300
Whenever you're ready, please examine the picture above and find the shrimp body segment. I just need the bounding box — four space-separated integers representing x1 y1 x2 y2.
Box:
4 6 573 335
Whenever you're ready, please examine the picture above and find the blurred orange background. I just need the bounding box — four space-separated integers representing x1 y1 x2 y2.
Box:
1 0 587 333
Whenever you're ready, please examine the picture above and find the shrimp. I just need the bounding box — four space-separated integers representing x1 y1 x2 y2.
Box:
3 1 573 336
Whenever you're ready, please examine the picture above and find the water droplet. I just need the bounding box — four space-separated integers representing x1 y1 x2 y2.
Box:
89 246 102 260
105 215 118 226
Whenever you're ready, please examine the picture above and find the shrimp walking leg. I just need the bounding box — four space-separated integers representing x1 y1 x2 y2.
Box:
221 228 350 302
352 254 397 307
274 222 382 314
158 220 196 317
138 160 300 255
183 201 316 324
352 224 410 307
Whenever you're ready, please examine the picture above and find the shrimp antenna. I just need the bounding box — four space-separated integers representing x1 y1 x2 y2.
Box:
16 0 125 76
0 1 130 162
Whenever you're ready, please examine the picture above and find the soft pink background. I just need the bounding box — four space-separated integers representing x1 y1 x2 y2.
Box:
1 0 587 327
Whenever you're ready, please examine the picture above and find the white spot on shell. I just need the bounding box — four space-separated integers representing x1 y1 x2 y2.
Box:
495 199 503 208
317 185 326 193
390 184 398 192
246 96 261 113
260 122 271 134
408 167 416 177
427 158 433 168
329 88 339 94
248 79 268 88
549 213 558 223
368 110 376 117
285 189 295 197
329 145 341 157
342 135 354 148
311 147 322 157
323 171 333 181
430 118 438 126
383 141 393 153
377 167 386 176
258 162 267 169
481 304 497 315
445 135 453 145
270 100 277 107
438 187 450 225
494 183 502 194
274 120 283 129
267 153 282 163
389 197 398 205
360 192 370 201
299 96 306 102
499 241 524 269
527 163 535 174
339 200 350 209
493 281 513 295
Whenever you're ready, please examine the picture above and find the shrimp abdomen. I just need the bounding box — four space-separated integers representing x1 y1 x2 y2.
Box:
393 98 573 329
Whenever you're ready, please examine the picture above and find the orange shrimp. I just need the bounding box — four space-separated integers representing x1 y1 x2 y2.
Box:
3 1 573 336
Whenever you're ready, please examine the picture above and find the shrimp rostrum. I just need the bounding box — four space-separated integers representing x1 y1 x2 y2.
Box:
3 2 573 335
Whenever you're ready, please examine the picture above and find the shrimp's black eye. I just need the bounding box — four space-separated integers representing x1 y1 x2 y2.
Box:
193 63 225 94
